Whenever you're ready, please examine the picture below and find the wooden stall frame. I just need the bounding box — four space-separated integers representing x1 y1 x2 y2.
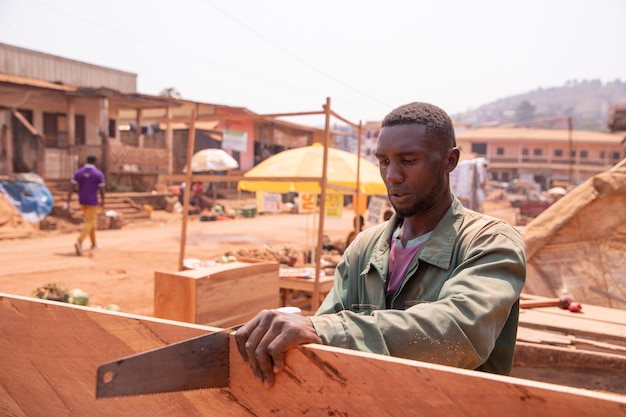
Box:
171 97 364 310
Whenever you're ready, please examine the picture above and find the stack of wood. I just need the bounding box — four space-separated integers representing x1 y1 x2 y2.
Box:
234 245 300 266
513 293 626 394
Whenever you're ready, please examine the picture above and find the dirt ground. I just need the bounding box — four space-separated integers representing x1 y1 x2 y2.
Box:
0 198 518 318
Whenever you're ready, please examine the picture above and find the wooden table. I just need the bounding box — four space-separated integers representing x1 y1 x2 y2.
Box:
278 268 335 309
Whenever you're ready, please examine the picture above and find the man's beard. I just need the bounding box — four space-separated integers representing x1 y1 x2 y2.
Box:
392 174 446 219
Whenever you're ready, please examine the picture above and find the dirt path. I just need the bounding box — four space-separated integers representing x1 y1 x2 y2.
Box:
0 200 518 318
1 209 355 317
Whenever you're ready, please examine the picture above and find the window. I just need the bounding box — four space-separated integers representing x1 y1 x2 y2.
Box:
109 119 116 138
522 148 529 156
571 150 576 157
554 149 563 157
496 147 504 155
612 152 620 160
75 115 86 145
533 148 542 156
580 150 588 158
43 112 65 148
599 151 605 159
43 112 86 148
471 143 487 155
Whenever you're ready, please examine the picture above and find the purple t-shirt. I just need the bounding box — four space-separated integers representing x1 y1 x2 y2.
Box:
71 164 105 206
386 228 431 294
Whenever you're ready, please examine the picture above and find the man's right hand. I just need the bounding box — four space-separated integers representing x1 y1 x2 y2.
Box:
235 309 321 387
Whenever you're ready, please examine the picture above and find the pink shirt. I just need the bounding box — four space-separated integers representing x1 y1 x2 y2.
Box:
386 228 431 294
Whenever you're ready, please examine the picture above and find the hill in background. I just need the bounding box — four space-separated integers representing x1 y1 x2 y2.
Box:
452 79 626 132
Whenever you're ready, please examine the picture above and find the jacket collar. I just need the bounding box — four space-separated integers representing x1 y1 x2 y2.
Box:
416 196 465 270
369 195 465 273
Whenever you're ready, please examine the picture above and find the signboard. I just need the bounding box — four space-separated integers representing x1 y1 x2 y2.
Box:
298 193 317 214
366 195 388 225
325 194 343 217
222 129 248 152
256 192 282 213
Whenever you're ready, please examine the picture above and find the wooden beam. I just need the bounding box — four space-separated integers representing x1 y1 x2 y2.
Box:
158 174 322 184
161 110 325 124
330 109 361 128
178 110 196 271
312 98 331 309
11 110 40 137
1 293 624 416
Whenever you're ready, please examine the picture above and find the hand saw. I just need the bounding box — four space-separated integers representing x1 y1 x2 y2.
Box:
96 306 301 398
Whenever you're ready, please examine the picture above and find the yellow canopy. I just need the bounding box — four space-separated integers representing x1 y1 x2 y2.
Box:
238 144 386 195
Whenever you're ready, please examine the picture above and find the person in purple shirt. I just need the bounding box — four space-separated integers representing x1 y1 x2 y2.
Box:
66 155 105 256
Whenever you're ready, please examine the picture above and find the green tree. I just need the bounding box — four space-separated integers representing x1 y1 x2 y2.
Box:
159 87 182 99
515 100 536 123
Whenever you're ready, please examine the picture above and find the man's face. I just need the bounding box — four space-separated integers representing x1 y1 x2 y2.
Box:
375 124 455 218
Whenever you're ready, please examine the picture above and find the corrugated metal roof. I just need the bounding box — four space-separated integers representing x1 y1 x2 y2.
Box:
0 73 76 92
0 42 137 92
73 87 179 109
0 73 179 110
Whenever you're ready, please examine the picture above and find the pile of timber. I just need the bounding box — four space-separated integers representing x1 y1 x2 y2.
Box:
1 293 625 416
513 294 626 394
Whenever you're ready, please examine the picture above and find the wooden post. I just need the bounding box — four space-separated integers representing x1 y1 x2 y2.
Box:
313 98 331 309
567 116 573 186
166 107 174 177
1 122 13 174
67 98 76 147
137 109 144 149
99 97 109 184
211 170 217 202
355 121 363 227
178 110 196 271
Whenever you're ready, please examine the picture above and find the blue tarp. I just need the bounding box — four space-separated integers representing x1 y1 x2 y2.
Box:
0 173 54 223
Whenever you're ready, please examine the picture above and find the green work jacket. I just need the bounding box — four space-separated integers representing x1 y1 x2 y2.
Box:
310 196 526 375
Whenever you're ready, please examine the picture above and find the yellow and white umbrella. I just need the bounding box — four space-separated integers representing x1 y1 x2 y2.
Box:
238 143 385 195
185 148 239 173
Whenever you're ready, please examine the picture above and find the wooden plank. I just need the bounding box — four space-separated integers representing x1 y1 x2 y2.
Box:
513 342 626 394
517 327 573 346
195 268 279 326
515 342 626 372
520 294 626 325
0 293 244 416
229 341 626 416
519 307 626 346
2 293 625 416
279 275 334 293
154 269 197 322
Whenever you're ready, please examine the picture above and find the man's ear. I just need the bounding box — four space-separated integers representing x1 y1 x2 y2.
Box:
444 147 460 173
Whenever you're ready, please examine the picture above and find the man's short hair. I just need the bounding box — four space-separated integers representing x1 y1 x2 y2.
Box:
382 102 456 148
86 155 97 164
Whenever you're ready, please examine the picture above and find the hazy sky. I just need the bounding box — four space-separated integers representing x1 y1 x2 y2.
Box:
1 0 624 125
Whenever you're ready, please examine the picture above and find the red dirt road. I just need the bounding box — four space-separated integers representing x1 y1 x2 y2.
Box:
1 208 354 317
1 200 517 318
